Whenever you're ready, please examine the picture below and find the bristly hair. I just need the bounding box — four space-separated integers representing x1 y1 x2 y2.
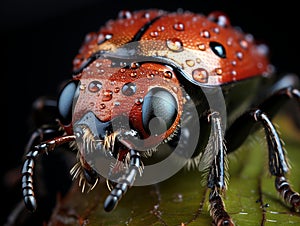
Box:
198 112 229 191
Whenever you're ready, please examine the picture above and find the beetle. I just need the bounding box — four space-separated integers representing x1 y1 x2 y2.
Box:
21 9 300 225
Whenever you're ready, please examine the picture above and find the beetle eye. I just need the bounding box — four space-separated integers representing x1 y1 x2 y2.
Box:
57 80 79 125
209 41 226 58
142 88 177 136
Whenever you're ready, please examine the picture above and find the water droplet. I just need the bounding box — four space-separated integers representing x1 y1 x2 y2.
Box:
106 34 113 39
95 62 102 67
245 34 254 42
173 22 184 31
164 71 173 79
236 51 243 60
102 90 113 101
157 26 165 32
88 81 102 92
150 31 159 37
231 70 237 76
100 103 106 109
98 69 105 74
147 74 155 80
172 86 178 93
227 37 233 46
196 58 201 63
114 101 120 106
200 30 210 38
135 98 143 105
213 27 220 33
192 68 209 83
114 87 120 93
257 44 269 56
97 33 105 44
239 40 248 49
122 82 136 96
118 10 132 19
208 11 231 27
120 68 126 73
79 84 86 90
166 38 183 52
130 62 140 69
186 60 195 67
97 33 113 45
143 12 150 19
120 62 127 67
198 43 206 51
215 68 223 75
84 32 96 43
231 60 237 66
130 72 137 78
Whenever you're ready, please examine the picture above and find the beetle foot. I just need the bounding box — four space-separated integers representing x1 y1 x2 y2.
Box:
291 196 300 212
275 176 300 212
209 192 234 226
213 219 235 226
104 182 129 212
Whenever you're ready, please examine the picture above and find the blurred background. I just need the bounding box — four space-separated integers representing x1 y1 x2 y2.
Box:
2 0 300 225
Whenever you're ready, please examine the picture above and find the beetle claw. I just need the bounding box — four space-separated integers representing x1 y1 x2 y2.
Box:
24 195 37 212
104 194 119 212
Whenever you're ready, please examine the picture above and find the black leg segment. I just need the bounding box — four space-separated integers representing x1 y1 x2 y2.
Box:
206 112 234 226
22 135 75 212
104 149 143 212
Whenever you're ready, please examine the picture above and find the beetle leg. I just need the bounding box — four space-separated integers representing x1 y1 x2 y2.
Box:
103 149 142 212
22 135 75 212
225 105 300 212
226 83 300 153
207 113 234 226
252 109 300 212
16 95 76 216
258 86 300 119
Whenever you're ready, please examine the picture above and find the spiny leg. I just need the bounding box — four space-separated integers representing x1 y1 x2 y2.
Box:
207 113 234 226
230 83 300 210
253 109 300 211
225 104 300 212
104 149 142 212
22 135 75 212
256 83 300 211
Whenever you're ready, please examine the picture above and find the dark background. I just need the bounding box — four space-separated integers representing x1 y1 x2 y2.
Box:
2 0 300 225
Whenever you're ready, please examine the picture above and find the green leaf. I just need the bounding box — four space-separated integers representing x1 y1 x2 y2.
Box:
48 114 300 225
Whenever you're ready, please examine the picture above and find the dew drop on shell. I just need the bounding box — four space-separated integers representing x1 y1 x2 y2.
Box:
192 68 209 83
166 38 184 52
88 81 102 92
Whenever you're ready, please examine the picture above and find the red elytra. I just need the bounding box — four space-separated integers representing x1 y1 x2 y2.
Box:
72 9 271 85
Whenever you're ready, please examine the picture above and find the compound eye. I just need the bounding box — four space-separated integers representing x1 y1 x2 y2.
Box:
57 80 79 125
142 88 177 136
209 41 226 58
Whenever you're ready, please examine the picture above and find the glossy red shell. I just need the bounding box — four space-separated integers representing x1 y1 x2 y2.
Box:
73 9 272 86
